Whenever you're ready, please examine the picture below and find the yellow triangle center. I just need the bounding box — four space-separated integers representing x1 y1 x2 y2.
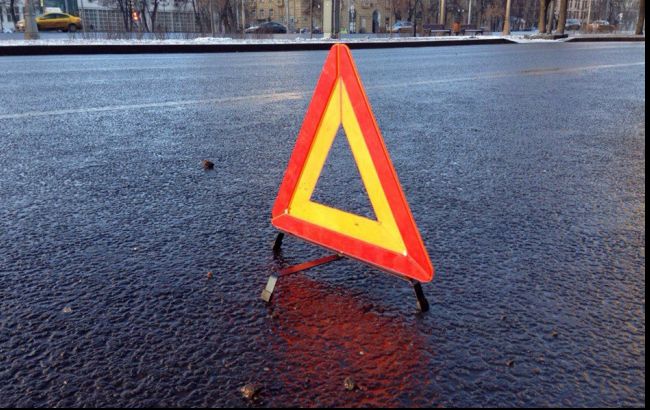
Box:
287 79 407 255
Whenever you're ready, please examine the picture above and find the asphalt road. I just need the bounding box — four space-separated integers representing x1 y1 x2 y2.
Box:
0 43 645 407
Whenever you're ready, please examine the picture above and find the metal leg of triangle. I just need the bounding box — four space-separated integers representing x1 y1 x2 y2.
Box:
260 274 279 303
411 280 430 313
272 232 284 254
262 233 342 303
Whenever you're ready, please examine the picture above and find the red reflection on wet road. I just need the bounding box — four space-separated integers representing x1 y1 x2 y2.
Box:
263 272 440 407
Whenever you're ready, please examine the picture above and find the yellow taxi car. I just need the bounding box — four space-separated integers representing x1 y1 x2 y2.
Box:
35 12 83 32
36 13 83 32
15 13 83 32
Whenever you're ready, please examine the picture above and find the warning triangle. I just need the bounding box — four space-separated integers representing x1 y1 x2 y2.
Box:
272 44 434 283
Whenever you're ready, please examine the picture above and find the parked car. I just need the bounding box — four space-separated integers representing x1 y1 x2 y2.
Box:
244 21 287 34
299 27 322 34
14 19 25 32
390 20 413 33
16 13 83 32
565 18 581 31
586 20 616 33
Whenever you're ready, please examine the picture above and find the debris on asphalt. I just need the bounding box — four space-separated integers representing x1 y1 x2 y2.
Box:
202 160 214 170
239 383 261 400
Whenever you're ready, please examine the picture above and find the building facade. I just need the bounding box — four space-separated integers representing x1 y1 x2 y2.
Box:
247 0 392 33
2 0 395 33
338 0 393 33
567 0 590 21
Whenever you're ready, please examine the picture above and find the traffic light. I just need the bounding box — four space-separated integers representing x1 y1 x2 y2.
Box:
128 0 139 22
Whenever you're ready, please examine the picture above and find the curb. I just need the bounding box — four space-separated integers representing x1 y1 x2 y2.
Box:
0 38 515 56
565 35 646 42
0 35 643 56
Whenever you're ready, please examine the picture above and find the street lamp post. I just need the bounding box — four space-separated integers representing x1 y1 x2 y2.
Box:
24 0 40 39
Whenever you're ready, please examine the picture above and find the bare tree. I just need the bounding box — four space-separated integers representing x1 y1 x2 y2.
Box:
217 0 237 33
0 0 8 31
503 0 512 34
189 0 202 32
301 0 322 32
393 0 402 22
556 0 567 34
518 0 537 30
538 0 547 32
99 0 135 31
409 0 426 35
0 0 5 32
476 0 487 30
636 0 645 34
184 0 238 34
139 0 149 31
9 0 17 26
537 0 557 33
139 0 162 32
393 0 412 21
425 0 438 25
480 0 506 31
474 0 537 32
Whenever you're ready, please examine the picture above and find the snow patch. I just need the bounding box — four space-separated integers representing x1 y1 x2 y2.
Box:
0 34 522 47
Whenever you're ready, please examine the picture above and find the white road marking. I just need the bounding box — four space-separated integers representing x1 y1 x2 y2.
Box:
0 61 643 120
371 61 646 89
0 92 304 120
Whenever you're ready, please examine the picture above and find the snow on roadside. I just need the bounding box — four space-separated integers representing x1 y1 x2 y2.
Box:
0 34 555 47
507 37 569 44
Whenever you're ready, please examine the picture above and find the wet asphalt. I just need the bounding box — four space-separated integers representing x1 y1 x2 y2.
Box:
0 42 646 407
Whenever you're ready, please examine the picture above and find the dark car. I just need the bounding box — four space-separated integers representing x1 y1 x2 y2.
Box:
244 21 287 34
390 20 413 33
299 26 323 34
565 18 581 31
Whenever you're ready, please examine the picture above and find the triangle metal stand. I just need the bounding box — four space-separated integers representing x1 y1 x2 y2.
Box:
261 233 430 313
261 233 342 303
